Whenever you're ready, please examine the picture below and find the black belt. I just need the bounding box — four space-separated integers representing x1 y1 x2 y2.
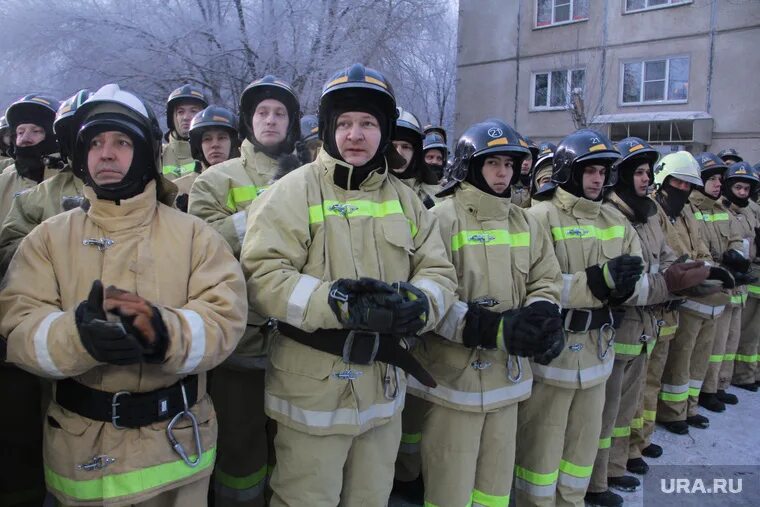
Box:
55 375 199 429
562 307 624 332
277 322 436 388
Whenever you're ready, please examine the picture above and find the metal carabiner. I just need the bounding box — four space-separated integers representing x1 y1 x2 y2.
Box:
383 363 400 400
507 355 523 383
166 381 203 468
598 323 616 360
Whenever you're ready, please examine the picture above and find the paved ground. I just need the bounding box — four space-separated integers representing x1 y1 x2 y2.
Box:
390 385 760 506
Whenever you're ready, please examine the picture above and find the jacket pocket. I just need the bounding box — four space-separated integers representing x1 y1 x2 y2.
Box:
269 335 337 380
46 402 93 437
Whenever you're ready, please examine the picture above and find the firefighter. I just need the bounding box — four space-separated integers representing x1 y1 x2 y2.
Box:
717 148 743 166
587 139 706 507
0 83 247 506
241 63 457 506
0 115 13 171
408 118 564 507
173 105 239 211
422 127 448 183
511 136 538 208
0 94 61 223
530 142 556 203
188 75 301 506
162 84 208 179
514 129 644 507
652 152 735 435
0 90 91 275
391 107 441 209
298 114 321 163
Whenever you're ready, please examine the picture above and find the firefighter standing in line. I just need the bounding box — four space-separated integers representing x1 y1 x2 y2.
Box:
189 75 301 506
298 114 321 163
0 83 247 507
422 126 448 183
241 63 457 506
717 148 743 166
511 136 538 208
173 106 239 212
0 115 14 171
514 129 644 507
409 118 564 507
162 84 208 179
391 107 441 209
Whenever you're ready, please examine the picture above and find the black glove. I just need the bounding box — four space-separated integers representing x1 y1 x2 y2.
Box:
722 249 751 274
103 286 170 363
175 193 189 213
586 255 644 301
732 271 758 286
520 301 565 365
707 266 736 289
392 281 430 327
328 278 426 335
75 280 144 365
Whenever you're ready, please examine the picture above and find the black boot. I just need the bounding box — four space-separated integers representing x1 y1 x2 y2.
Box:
716 389 738 405
609 474 641 492
627 457 649 475
686 414 710 429
731 382 758 392
585 490 623 507
698 392 726 412
391 476 424 504
642 443 663 458
660 420 689 434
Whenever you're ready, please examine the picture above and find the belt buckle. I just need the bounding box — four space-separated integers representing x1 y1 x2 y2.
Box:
111 391 131 430
565 309 592 332
343 330 380 364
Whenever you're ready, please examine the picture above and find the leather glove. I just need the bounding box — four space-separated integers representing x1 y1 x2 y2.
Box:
392 281 430 327
586 255 644 301
76 280 144 365
102 285 170 363
663 262 710 293
175 193 189 213
521 301 565 365
722 249 751 274
707 265 736 289
328 278 426 335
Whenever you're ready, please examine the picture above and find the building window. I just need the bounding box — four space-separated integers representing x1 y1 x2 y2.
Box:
621 57 689 105
536 0 589 27
625 0 690 13
532 69 585 110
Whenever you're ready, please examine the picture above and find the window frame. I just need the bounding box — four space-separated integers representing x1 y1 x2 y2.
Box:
535 0 589 29
623 0 692 15
530 67 586 112
619 55 690 107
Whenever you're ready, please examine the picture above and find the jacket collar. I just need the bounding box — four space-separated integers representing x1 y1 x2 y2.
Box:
318 147 388 191
689 191 725 212
84 180 158 233
240 139 279 180
168 132 192 159
455 182 510 220
552 187 601 219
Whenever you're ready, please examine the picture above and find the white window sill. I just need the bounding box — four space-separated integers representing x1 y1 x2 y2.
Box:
619 99 689 107
533 18 588 30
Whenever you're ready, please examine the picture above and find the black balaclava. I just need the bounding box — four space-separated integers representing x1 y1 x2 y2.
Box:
324 99 388 188
613 161 653 223
81 115 154 202
722 180 750 208
465 155 511 198
656 179 691 219
12 111 59 182
392 129 419 180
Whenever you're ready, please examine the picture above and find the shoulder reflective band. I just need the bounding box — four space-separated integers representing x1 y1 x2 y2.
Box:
226 185 267 211
551 225 625 242
45 447 215 501
450 229 530 252
308 199 418 237
162 161 196 176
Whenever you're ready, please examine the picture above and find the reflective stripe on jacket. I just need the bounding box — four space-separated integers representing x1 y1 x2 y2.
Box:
162 133 197 179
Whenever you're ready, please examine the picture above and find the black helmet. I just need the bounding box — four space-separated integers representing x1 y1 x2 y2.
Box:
531 142 557 198
54 90 92 163
522 136 540 166
165 84 208 133
5 94 60 157
188 106 239 166
717 148 743 164
239 75 301 153
552 129 620 191
438 119 531 197
724 161 759 192
318 63 397 161
300 114 319 143
614 137 659 187
423 125 447 145
694 152 728 182
423 131 448 159
72 84 164 200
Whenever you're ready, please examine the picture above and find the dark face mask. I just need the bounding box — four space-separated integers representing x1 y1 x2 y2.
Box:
427 163 444 180
657 184 691 218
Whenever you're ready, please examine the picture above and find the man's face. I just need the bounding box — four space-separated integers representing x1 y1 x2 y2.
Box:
520 156 532 175
424 149 444 166
732 181 751 200
481 154 515 194
335 111 382 167
582 164 606 200
201 128 232 166
632 163 651 197
391 140 414 173
703 174 721 198
15 123 46 147
87 131 134 185
251 98 289 147
668 177 691 192
174 101 203 138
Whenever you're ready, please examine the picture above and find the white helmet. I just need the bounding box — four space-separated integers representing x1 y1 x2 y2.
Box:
653 151 702 187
